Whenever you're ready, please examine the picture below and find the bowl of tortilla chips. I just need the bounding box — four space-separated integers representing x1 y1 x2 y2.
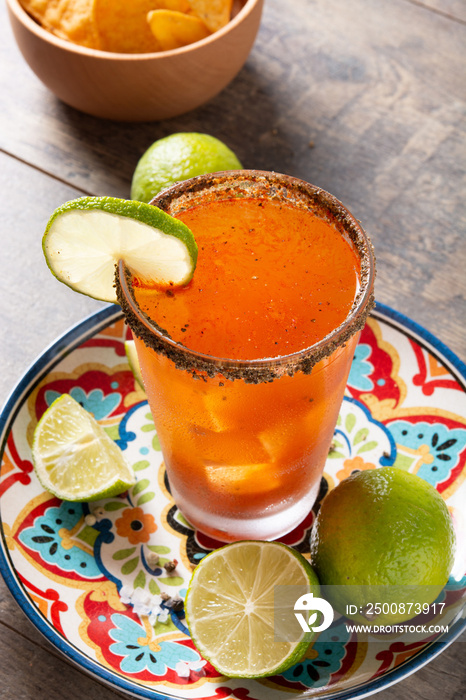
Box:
6 0 263 121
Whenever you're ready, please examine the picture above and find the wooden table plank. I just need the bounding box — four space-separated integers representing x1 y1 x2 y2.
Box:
0 152 105 390
2 0 465 361
3 1 466 189
410 0 466 23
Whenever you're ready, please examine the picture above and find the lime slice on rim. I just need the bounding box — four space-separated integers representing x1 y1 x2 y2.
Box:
125 339 145 391
42 196 198 303
185 540 320 678
32 394 136 502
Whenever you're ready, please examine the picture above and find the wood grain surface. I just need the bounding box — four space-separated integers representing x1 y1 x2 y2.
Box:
0 0 465 698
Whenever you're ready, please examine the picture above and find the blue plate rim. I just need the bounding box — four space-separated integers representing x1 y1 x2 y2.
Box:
0 301 465 700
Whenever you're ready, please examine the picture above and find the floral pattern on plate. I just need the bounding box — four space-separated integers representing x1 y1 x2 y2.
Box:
1 305 465 700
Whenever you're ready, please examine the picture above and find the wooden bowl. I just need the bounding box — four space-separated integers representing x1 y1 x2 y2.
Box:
6 0 264 122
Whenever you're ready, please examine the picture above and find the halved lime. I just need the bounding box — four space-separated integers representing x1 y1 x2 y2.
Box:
185 540 320 678
32 394 136 501
43 196 198 303
125 339 145 390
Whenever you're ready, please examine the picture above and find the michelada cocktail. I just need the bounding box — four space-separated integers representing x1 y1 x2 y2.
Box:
117 171 375 541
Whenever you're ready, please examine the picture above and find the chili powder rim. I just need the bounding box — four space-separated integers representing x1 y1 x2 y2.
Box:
115 170 376 383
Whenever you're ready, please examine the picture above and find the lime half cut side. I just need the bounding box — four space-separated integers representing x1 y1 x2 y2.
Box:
185 540 320 678
43 196 198 303
32 394 136 502
125 339 145 390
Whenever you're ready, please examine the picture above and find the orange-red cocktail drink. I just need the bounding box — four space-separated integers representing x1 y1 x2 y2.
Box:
117 171 375 541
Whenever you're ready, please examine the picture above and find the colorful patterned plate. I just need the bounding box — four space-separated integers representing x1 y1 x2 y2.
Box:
1 303 465 700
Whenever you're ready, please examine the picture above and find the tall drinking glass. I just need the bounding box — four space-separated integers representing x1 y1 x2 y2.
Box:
117 171 375 542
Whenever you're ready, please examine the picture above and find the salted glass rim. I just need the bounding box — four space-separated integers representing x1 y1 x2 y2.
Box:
116 170 375 382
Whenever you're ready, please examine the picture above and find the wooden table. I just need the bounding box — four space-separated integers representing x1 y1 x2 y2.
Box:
1 0 465 698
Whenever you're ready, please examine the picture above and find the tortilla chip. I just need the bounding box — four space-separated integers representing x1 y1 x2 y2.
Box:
188 0 232 33
93 0 162 53
151 0 191 11
147 9 210 51
19 0 231 53
20 0 100 48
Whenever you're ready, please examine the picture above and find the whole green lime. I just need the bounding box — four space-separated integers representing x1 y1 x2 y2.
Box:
310 467 456 625
131 132 243 203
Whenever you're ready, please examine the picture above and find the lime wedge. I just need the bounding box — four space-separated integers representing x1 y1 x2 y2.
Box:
42 196 198 303
125 339 145 390
185 540 320 678
32 394 136 501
